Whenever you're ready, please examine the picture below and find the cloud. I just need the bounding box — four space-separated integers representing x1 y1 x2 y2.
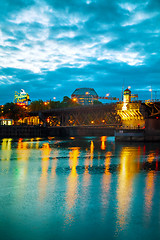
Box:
122 11 159 26
0 0 160 103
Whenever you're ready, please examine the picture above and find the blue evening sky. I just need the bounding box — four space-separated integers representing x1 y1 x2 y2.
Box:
0 0 160 103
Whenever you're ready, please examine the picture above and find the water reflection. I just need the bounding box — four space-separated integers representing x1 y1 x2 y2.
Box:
39 143 51 202
90 140 94 166
0 138 12 174
1 138 12 161
101 151 112 219
144 152 156 220
17 138 29 161
65 147 79 224
0 138 160 240
101 136 106 150
116 146 138 233
51 149 59 178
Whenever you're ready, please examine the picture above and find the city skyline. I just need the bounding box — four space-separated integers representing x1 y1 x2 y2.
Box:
0 0 160 104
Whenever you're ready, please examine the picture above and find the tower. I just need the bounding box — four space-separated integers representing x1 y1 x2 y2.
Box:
123 88 131 103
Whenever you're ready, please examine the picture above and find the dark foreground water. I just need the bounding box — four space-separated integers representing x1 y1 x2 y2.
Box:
0 136 160 240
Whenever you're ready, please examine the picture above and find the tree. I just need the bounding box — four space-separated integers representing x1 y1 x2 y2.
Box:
61 96 79 108
3 102 27 122
93 100 102 105
49 100 61 109
29 100 47 112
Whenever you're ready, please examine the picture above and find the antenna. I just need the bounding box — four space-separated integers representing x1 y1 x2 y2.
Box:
121 79 125 101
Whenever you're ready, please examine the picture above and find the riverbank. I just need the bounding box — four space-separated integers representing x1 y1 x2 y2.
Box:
0 125 115 138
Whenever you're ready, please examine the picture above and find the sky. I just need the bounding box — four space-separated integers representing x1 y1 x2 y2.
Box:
0 0 160 104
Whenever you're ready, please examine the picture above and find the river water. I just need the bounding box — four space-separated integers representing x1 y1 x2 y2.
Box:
0 137 160 240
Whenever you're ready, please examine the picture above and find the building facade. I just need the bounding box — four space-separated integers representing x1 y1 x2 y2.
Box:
71 88 98 105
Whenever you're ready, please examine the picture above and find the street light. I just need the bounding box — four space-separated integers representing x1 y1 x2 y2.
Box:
72 98 77 102
149 88 152 101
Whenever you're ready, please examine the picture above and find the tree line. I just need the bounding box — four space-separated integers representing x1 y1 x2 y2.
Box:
0 96 102 122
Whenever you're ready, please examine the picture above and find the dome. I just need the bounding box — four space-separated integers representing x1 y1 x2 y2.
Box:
72 88 98 97
71 88 98 105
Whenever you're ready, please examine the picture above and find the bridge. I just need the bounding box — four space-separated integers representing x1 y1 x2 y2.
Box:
23 101 160 130
27 103 121 127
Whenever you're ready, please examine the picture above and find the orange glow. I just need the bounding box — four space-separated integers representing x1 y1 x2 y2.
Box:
65 147 79 224
66 148 79 207
90 141 94 166
116 146 138 233
44 101 49 105
144 151 155 219
16 102 26 106
147 152 155 163
104 151 112 174
39 143 51 202
72 98 77 102
91 121 94 124
1 138 12 164
51 149 59 178
101 136 106 150
101 151 112 218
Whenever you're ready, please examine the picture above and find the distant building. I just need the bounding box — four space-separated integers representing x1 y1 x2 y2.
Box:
0 119 13 125
71 88 98 105
123 88 131 103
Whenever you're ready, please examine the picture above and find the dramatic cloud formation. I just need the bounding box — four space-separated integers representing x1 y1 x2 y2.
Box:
0 0 160 103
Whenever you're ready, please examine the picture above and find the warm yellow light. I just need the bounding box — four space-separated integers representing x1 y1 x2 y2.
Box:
122 103 127 111
91 121 94 124
72 98 77 102
102 120 105 123
85 92 89 95
149 89 152 92
106 93 109 97
101 136 106 150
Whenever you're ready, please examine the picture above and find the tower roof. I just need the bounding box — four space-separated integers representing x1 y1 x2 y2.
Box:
124 88 131 92
72 88 98 96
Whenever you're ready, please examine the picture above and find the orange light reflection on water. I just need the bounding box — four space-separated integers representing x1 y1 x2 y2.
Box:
90 141 94 167
1 138 12 173
39 143 51 202
1 138 12 161
144 151 156 220
101 151 112 219
65 147 79 224
101 136 107 150
116 146 138 234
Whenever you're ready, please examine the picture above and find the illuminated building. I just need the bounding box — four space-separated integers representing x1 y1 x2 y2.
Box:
71 88 98 105
116 88 145 129
0 119 13 125
123 88 131 103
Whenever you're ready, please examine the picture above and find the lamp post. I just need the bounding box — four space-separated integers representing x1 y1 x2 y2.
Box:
149 88 152 102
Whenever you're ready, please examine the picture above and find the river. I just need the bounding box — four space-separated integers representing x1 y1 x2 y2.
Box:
0 137 160 240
